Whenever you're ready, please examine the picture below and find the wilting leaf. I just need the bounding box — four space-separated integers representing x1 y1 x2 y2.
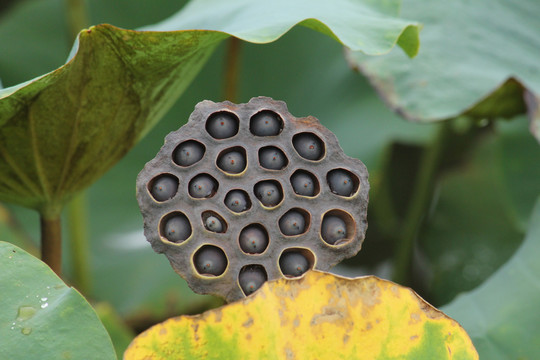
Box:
0 241 116 360
125 271 477 360
348 0 540 141
0 0 420 216
442 198 540 359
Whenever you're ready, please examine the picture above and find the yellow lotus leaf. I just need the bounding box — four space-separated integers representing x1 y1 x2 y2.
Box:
124 271 478 360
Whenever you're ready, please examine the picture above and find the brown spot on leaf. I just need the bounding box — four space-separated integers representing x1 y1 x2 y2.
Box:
310 306 346 325
243 317 254 327
410 335 418 341
285 347 295 360
272 275 311 299
343 334 350 344
213 309 223 322
417 298 444 320
409 312 421 325
279 308 287 326
191 323 199 341
159 327 167 335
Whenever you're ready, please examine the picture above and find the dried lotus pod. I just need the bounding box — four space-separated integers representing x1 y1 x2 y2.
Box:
136 96 369 302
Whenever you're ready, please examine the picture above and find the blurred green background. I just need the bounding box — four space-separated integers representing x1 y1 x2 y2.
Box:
1 0 539 356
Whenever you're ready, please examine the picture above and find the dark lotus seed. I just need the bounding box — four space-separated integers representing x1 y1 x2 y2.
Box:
290 172 316 197
239 225 269 254
293 133 323 160
254 181 282 207
194 246 227 276
173 140 205 166
150 175 178 202
250 111 282 136
239 266 267 295
225 190 250 213
279 210 306 236
279 252 310 277
189 174 217 198
206 112 238 139
259 147 287 170
327 169 355 196
164 215 191 242
205 216 224 233
321 215 347 245
217 150 246 174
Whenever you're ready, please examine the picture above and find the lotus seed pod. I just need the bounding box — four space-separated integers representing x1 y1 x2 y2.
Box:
259 146 287 170
279 252 309 277
194 246 228 276
321 215 347 245
225 190 250 213
163 215 191 242
217 150 246 174
254 181 282 207
327 169 355 196
250 110 282 136
239 266 267 295
239 225 269 254
173 140 205 166
136 96 370 302
150 175 178 202
293 133 323 160
189 174 217 198
279 210 306 236
290 171 316 197
206 112 239 139
205 216 224 233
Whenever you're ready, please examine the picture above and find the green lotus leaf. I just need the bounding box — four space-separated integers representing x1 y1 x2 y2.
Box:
0 241 116 359
348 0 540 142
443 198 540 359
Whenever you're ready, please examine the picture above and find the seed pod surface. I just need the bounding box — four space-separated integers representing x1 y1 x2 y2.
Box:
136 96 369 302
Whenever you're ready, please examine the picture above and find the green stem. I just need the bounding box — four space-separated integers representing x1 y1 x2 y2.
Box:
67 192 91 294
64 0 89 41
392 122 452 285
41 215 62 276
223 37 241 102
370 156 401 239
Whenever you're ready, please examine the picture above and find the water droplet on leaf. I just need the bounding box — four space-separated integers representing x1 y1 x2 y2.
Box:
17 306 37 321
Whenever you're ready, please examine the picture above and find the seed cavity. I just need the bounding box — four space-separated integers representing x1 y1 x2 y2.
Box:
239 224 269 254
206 112 239 139
239 265 268 296
292 132 324 161
194 245 228 276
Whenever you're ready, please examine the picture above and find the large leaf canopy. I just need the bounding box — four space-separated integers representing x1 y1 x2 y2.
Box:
0 0 420 216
